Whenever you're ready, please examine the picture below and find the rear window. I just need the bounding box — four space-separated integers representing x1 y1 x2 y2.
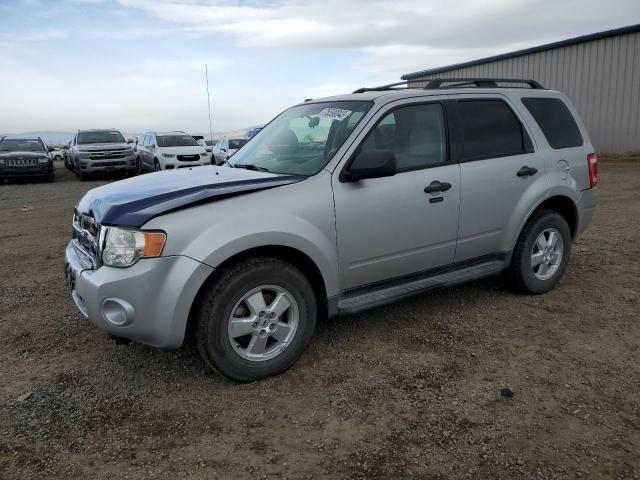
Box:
522 97 583 149
456 99 529 161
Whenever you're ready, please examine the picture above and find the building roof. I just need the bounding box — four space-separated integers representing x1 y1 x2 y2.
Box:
402 23 640 80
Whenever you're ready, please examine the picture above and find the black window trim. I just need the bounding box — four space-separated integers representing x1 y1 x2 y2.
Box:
339 99 453 182
449 97 535 163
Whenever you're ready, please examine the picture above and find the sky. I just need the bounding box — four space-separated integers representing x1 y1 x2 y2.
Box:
1 0 639 135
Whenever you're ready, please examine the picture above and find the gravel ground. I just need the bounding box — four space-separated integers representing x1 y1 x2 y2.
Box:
0 160 639 479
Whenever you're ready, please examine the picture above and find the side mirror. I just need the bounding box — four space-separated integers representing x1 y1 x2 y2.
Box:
342 149 397 182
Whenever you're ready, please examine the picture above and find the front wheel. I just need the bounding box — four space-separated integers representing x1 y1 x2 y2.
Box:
507 210 572 294
195 257 317 382
154 159 161 171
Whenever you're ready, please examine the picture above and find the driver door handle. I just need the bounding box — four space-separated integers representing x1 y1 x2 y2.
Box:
424 181 451 194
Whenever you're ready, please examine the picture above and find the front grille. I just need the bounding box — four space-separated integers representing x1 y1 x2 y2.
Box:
6 158 39 167
177 154 200 162
72 212 101 267
89 150 128 160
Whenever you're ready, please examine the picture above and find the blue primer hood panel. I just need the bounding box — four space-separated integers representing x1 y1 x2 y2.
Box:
76 166 305 227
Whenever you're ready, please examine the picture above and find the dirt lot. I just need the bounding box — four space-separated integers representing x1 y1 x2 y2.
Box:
1 160 638 479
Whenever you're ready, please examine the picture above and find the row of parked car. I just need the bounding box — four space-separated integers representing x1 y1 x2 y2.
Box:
1 124 259 183
60 129 250 180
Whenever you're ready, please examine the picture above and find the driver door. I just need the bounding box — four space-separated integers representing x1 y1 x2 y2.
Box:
332 99 461 290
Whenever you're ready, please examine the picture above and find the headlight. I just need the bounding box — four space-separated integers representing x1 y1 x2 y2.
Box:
38 157 49 163
162 153 176 158
101 226 166 268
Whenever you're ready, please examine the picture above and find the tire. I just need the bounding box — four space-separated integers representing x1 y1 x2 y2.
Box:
46 168 55 182
54 155 62 162
154 159 161 171
507 209 572 294
195 257 317 382
136 156 144 174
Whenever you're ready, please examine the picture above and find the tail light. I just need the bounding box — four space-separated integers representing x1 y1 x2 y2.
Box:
587 153 598 188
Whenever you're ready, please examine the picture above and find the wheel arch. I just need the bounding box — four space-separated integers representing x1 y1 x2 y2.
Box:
514 194 579 250
185 244 329 339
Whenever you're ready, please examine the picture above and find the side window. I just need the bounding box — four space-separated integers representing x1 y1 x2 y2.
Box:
456 99 529 161
522 97 583 149
361 103 447 172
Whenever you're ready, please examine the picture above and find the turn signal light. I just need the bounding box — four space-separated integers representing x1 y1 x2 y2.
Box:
143 232 166 257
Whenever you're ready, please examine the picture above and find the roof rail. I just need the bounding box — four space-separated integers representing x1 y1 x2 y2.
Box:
424 78 544 89
352 81 408 94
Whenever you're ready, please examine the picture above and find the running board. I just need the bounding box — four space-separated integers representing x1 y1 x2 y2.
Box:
336 260 505 315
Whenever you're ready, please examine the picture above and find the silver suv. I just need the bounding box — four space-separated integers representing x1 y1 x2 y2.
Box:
69 129 136 180
65 78 598 381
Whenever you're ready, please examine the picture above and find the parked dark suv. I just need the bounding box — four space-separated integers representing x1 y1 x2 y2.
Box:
0 136 55 182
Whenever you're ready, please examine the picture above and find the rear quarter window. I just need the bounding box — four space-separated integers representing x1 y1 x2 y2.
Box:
522 97 583 149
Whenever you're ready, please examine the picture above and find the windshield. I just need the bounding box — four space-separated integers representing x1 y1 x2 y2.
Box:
0 138 45 152
77 131 125 144
157 135 199 147
229 101 372 175
228 139 248 150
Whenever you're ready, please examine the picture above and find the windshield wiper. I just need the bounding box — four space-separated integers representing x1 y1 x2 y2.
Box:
233 163 271 172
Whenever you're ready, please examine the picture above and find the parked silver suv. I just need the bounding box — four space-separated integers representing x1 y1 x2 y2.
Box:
69 129 136 180
65 78 598 381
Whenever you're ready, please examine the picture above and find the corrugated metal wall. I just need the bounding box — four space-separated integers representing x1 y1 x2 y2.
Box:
407 31 640 153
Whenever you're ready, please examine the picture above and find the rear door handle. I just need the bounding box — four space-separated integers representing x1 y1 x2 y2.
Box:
424 181 451 194
517 165 538 177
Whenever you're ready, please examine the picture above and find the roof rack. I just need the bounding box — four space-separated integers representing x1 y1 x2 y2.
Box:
352 81 408 93
424 78 544 89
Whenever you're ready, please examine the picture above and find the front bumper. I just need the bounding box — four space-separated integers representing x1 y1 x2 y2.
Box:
0 163 52 177
65 241 213 348
78 155 136 173
163 160 210 170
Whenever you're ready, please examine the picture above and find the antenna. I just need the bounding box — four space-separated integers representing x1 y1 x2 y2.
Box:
205 64 218 173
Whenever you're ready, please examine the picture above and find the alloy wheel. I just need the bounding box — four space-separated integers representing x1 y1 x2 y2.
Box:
227 285 299 362
531 228 564 280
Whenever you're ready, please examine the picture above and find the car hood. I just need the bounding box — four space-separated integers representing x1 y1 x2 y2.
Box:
0 151 48 158
76 143 130 151
76 166 305 227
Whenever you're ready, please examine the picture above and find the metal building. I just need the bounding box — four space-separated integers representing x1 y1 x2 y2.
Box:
401 24 640 153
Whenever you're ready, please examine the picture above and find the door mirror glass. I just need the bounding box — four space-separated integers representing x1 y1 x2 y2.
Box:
343 149 396 181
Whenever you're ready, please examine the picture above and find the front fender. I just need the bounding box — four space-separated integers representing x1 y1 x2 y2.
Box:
144 171 340 296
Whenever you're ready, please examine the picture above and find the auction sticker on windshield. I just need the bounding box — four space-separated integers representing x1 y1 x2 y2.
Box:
318 108 352 121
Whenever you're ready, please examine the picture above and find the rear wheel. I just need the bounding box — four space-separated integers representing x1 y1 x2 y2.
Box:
507 210 571 294
195 257 317 382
